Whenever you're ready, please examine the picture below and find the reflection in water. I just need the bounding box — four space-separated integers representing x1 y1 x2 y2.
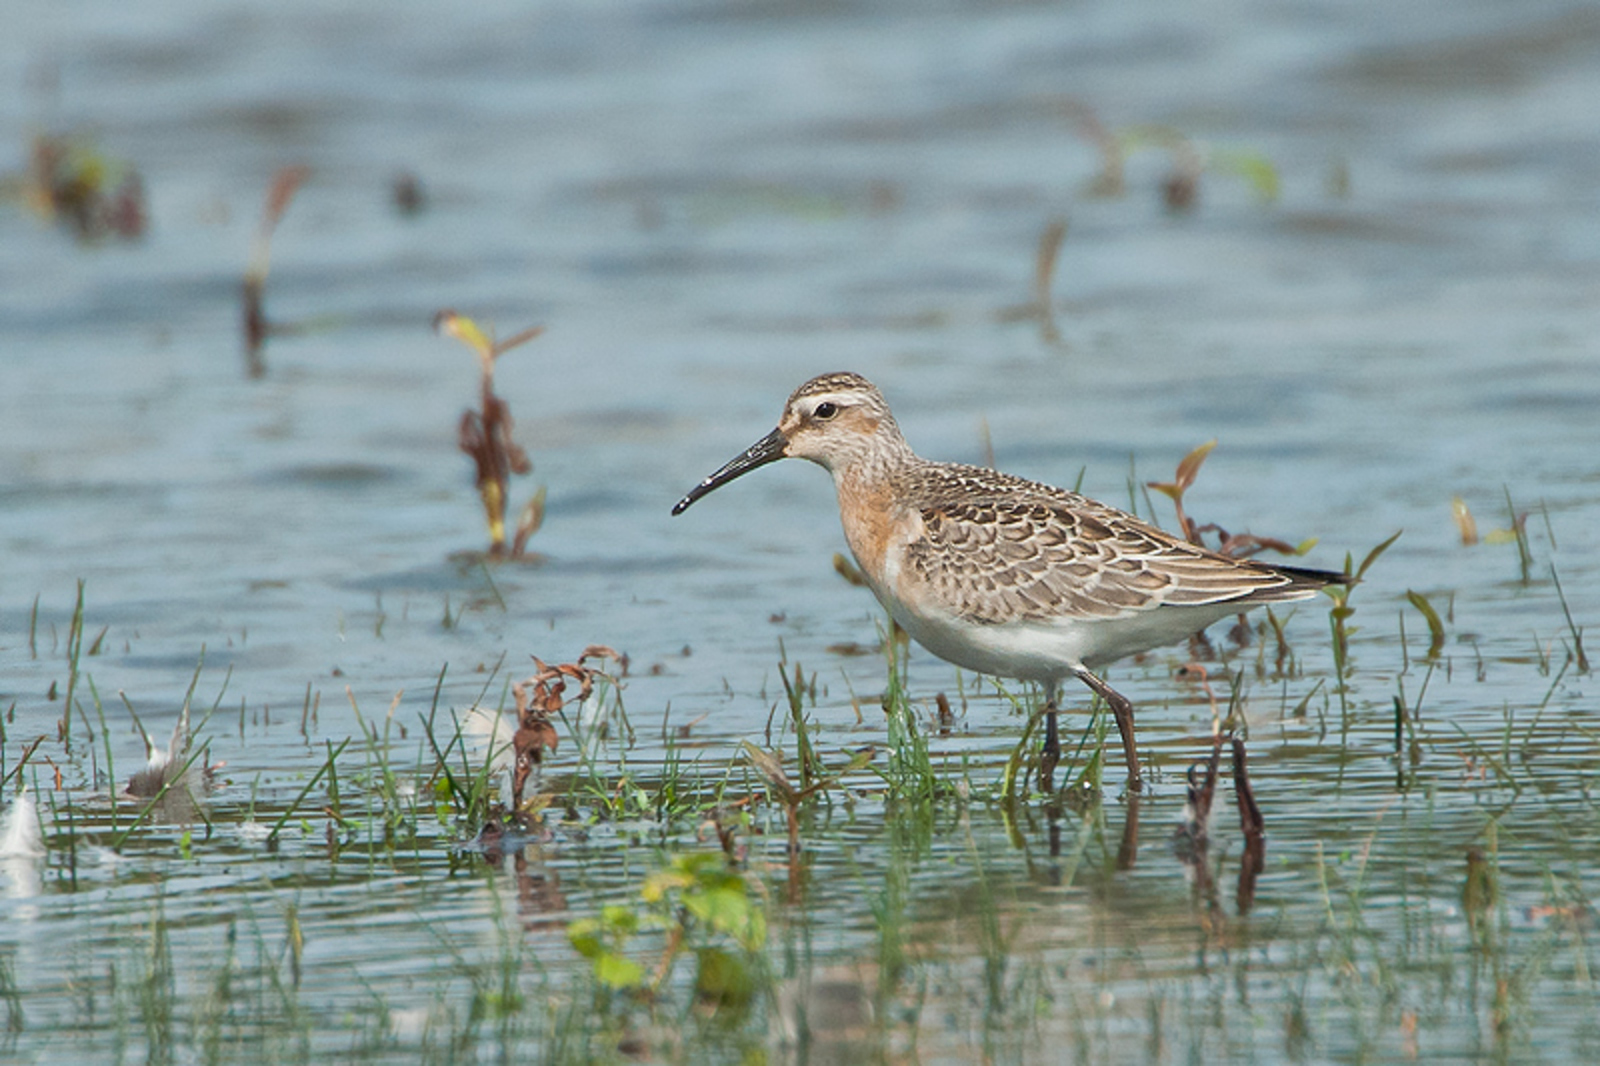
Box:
1 790 45 917
1040 788 1140 878
774 963 877 1066
1173 732 1266 927
510 848 566 933
1118 792 1141 871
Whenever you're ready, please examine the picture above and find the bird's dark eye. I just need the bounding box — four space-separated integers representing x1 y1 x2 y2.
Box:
814 402 839 420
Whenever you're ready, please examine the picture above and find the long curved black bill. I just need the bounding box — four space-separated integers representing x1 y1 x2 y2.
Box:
671 427 788 515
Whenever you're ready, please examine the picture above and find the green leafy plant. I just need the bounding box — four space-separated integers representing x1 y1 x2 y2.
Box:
642 853 767 1007
567 905 649 991
567 852 769 1009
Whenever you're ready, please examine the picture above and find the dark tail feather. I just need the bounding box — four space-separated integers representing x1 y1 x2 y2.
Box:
1269 562 1352 589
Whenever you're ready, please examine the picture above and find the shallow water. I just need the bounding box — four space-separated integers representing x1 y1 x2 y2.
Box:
3 0 1600 1062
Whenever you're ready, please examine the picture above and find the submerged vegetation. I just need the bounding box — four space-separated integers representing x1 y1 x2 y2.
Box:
5 486 1596 1061
5 437 1591 1059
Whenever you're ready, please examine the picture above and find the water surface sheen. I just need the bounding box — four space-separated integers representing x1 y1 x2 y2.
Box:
2 1 1599 1061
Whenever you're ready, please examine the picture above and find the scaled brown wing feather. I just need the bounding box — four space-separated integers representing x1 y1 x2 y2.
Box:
904 488 1299 625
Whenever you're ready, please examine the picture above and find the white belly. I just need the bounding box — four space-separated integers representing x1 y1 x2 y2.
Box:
876 587 1247 683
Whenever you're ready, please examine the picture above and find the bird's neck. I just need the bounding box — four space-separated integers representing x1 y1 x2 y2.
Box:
823 426 915 491
824 432 920 589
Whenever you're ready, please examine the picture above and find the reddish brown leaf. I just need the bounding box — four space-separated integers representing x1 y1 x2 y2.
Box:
263 165 311 229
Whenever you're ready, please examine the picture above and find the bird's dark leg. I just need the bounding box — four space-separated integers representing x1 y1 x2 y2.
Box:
1117 791 1141 870
1075 668 1143 791
1039 683 1061 793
